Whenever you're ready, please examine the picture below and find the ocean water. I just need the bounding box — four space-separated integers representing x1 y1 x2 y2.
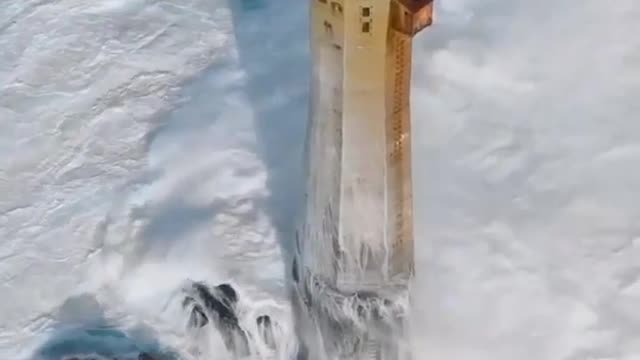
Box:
1 0 639 359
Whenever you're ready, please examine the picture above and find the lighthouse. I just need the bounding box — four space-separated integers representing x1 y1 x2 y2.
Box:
294 1 434 359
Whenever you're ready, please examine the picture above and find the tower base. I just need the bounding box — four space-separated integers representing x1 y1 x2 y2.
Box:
294 272 412 360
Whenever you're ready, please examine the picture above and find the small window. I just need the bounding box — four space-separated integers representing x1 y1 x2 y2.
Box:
331 2 342 14
324 21 333 34
362 21 371 33
362 7 371 17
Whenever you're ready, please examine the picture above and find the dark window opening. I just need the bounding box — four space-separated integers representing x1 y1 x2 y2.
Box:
324 21 333 34
404 11 412 27
362 21 371 33
362 7 371 17
331 2 343 14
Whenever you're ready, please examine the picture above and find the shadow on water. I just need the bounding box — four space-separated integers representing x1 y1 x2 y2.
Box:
115 54 267 265
130 56 249 255
228 1 310 357
227 0 309 277
32 294 179 360
117 0 308 277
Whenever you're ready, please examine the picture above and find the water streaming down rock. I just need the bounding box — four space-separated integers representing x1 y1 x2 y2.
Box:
181 281 284 359
183 282 250 356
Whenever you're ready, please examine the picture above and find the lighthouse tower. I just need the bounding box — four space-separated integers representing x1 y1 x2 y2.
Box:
294 1 434 359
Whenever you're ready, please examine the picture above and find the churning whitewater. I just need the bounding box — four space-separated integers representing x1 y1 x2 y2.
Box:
33 280 291 360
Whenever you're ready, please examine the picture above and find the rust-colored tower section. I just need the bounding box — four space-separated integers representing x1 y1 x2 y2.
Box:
295 1 434 359
385 0 434 281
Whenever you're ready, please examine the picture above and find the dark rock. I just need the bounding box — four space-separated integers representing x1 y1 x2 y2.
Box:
191 282 237 326
138 353 156 360
292 257 299 283
256 315 275 349
215 283 238 305
257 315 271 327
188 304 209 328
183 282 249 356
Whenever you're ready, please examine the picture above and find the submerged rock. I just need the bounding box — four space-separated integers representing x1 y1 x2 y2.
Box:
183 282 249 356
256 315 276 349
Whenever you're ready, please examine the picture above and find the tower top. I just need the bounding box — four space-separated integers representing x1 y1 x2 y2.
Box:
392 0 434 36
396 0 433 12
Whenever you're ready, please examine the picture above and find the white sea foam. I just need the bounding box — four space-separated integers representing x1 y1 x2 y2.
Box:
1 0 639 359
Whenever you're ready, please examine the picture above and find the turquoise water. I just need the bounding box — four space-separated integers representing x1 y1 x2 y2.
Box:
35 328 179 360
